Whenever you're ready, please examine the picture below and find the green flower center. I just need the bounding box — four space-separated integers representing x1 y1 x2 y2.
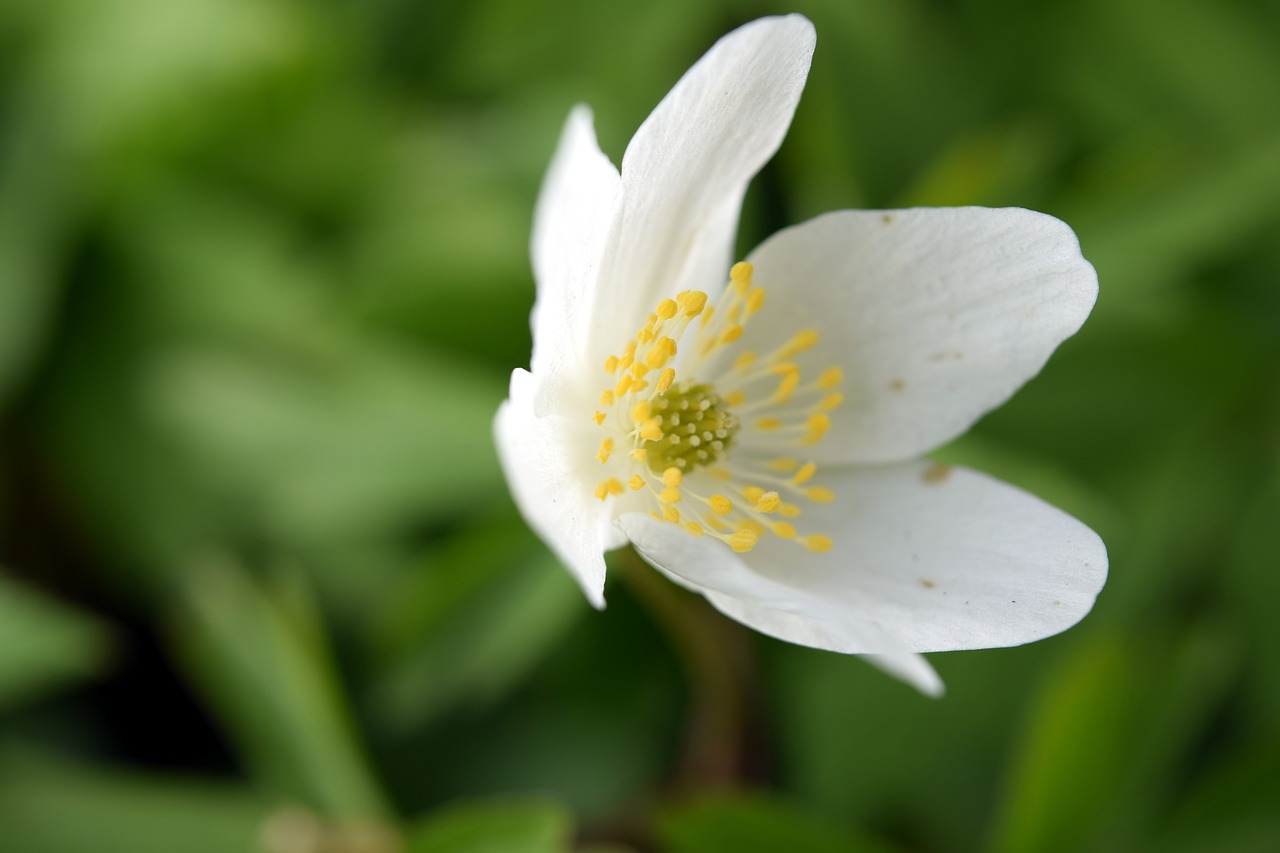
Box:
644 381 739 475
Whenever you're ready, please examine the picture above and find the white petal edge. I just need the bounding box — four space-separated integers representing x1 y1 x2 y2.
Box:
495 369 622 609
619 460 1106 652
738 207 1098 463
529 106 622 416
643 548 944 696
588 14 816 368
863 653 945 698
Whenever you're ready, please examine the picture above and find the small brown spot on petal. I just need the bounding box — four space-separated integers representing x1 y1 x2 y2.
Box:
1054 599 1062 606
889 378 906 391
882 213 894 224
922 462 953 484
920 578 936 589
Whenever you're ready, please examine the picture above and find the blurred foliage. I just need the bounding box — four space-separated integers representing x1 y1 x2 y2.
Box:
1 0 1278 851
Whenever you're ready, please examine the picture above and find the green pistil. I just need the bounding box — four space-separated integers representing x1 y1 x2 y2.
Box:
645 381 739 474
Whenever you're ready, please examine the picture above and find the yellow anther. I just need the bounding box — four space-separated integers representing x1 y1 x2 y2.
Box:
706 467 731 481
656 368 676 393
779 503 802 518
709 495 733 515
769 361 798 375
600 390 615 406
605 355 619 375
685 521 705 537
680 290 708 317
631 448 648 462
656 298 678 320
756 491 781 513
632 401 651 421
734 351 756 372
756 417 781 431
780 330 820 358
631 378 649 393
802 534 834 553
596 438 614 463
706 515 730 532
645 336 676 368
771 521 797 539
628 475 646 491
640 418 664 441
593 411 606 426
721 324 744 344
729 261 753 292
818 367 843 389
774 371 800 403
700 305 716 327
662 505 681 523
819 393 844 411
802 413 831 446
615 373 634 397
638 327 654 344
728 528 758 553
632 361 651 378
659 487 681 505
743 486 766 504
806 487 835 503
726 391 746 407
594 478 624 501
745 288 766 316
662 467 683 488
770 458 799 473
741 520 766 536
793 462 817 485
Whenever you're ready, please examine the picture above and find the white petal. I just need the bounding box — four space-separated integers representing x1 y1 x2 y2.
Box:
618 511 920 656
863 653 945 698
741 207 1098 463
529 106 622 415
619 461 1105 653
495 369 621 608
588 15 816 366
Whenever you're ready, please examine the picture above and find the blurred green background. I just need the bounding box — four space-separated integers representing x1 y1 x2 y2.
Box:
2 0 1278 850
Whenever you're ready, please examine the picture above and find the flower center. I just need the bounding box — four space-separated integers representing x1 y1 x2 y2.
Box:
644 381 739 474
589 262 842 555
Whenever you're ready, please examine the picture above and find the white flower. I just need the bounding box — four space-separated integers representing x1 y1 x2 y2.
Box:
494 14 1106 695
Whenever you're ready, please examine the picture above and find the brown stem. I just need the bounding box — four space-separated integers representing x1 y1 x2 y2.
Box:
617 549 762 792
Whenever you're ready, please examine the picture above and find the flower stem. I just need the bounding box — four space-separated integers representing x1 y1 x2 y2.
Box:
617 550 765 791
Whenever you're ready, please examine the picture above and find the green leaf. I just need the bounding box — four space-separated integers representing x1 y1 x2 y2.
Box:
168 556 389 819
659 793 901 853
368 519 583 733
0 572 113 711
406 798 573 853
0 757 270 853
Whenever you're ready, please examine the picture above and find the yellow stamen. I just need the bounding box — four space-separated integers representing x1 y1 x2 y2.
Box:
600 390 615 406
793 462 817 485
605 355 619 375
771 521 797 539
770 457 798 472
745 288 766 316
593 411 606 425
709 495 733 515
806 487 835 503
640 418 664 441
728 528 758 553
726 391 746 407
685 521 705 537
780 330 820 358
729 261 753 292
628 475 646 491
596 438 614 463
659 487 681 504
656 368 676 393
594 478 624 501
663 505 681 523
679 290 708 317
656 298 678 320
756 417 781 430
779 503 802 518
734 351 756 372
756 491 781 513
801 534 833 553
662 467 683 487
818 367 843 389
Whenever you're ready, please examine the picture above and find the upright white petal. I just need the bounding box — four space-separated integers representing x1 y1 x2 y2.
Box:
739 207 1098 463
864 653 945 698
530 106 622 416
589 15 816 366
495 369 622 609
